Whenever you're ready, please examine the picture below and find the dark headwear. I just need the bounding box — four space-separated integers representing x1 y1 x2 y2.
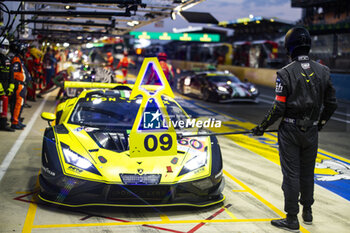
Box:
284 27 311 58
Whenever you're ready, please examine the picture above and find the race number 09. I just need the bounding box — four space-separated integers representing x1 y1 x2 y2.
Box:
144 134 172 152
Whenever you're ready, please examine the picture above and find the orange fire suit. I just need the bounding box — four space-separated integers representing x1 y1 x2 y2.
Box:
116 56 135 83
10 55 30 125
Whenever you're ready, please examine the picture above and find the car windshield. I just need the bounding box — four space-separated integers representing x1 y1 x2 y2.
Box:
68 91 188 128
207 75 241 83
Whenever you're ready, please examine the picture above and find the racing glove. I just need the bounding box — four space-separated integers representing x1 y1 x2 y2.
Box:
6 83 14 96
0 83 5 96
317 120 327 131
252 125 265 136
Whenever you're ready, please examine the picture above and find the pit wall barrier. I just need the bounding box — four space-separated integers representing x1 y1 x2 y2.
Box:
170 60 350 102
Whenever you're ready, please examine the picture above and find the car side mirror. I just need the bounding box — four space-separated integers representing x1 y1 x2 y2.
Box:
41 112 56 126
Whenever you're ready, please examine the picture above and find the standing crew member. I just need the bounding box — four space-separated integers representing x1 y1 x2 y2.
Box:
106 52 114 70
26 47 42 101
10 42 30 130
0 37 15 131
38 66 74 100
43 47 56 87
116 51 135 84
252 27 337 232
147 52 174 86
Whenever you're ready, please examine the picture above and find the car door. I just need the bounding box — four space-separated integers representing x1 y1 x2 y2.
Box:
190 75 203 97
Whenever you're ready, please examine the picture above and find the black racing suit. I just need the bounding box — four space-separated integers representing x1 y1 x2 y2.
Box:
258 55 337 215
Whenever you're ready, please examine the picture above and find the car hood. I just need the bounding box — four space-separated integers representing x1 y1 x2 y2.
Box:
54 123 212 184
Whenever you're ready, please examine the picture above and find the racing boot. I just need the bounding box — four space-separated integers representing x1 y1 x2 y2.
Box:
0 118 15 132
11 124 24 130
271 214 299 232
302 207 312 225
24 103 32 108
19 121 26 128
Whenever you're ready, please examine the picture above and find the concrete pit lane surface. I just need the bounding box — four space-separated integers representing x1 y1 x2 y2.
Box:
0 87 349 233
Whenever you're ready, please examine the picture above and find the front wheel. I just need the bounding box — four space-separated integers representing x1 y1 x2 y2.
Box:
202 88 210 101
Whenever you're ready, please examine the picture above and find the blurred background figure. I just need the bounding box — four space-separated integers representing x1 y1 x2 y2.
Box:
38 66 74 100
10 42 30 130
116 50 135 84
0 36 15 132
106 52 114 71
43 47 57 88
25 47 42 102
146 52 174 86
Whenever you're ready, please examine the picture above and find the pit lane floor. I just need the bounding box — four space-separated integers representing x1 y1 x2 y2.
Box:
0 88 349 233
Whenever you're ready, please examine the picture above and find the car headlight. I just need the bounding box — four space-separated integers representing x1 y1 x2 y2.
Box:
178 151 207 176
62 146 92 169
217 86 228 93
184 77 191 86
250 87 257 94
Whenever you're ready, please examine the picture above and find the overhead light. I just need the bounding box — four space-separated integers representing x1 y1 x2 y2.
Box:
63 42 70 47
87 37 92 40
127 21 135 26
249 14 254 19
170 10 177 20
77 36 83 40
65 5 70 10
132 20 139 25
66 17 71 20
56 43 60 46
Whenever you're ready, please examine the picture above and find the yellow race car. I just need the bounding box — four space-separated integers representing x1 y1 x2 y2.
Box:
39 59 225 207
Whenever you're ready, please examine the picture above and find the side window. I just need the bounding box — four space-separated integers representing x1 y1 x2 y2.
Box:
191 76 200 86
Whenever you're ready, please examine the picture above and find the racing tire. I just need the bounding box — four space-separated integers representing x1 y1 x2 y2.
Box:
202 89 210 101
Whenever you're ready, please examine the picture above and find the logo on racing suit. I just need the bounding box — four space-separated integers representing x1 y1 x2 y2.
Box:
275 82 283 93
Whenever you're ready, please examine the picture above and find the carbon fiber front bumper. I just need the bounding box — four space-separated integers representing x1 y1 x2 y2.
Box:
39 174 225 207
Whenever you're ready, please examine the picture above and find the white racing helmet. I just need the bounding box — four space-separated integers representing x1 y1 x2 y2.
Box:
0 37 10 55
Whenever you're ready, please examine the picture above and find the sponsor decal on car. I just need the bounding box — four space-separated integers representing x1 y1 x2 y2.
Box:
42 166 56 176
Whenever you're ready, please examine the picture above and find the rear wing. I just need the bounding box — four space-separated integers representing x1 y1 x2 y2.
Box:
64 81 163 92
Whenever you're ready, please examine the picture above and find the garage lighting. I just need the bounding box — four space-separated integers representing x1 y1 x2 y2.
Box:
77 36 83 40
86 43 93 49
65 5 70 9
170 10 176 20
